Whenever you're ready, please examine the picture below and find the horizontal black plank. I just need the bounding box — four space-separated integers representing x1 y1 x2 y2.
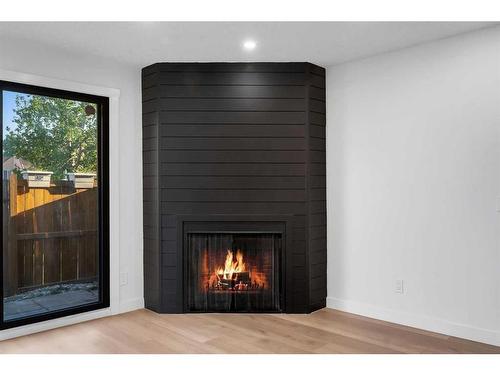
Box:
310 188 326 201
291 281 308 295
143 138 157 151
310 112 326 126
310 74 325 89
293 230 306 242
310 225 326 239
159 98 305 112
309 137 325 151
310 124 325 139
292 253 306 266
310 237 326 251
153 62 308 73
143 226 158 240
143 201 156 214
143 73 160 89
308 64 326 77
160 124 305 138
142 100 158 114
160 176 305 189
311 275 327 290
155 85 305 98
161 240 177 253
311 263 327 278
309 99 325 114
310 251 327 265
143 163 157 176
161 189 306 202
144 165 156 178
143 189 158 203
310 175 326 188
161 252 177 267
162 267 178 280
310 213 327 226
159 137 305 151
161 227 177 239
160 150 306 163
161 279 177 293
160 111 306 124
143 112 157 126
310 289 326 303
161 215 178 228
309 163 326 176
292 215 307 228
143 176 158 189
143 198 159 210
143 214 158 227
157 72 307 86
160 162 305 176
144 238 159 256
309 86 326 101
142 99 159 113
142 64 158 76
143 124 157 139
143 150 158 164
309 200 326 214
142 86 159 101
310 150 326 163
291 239 306 253
161 202 306 216
290 271 307 284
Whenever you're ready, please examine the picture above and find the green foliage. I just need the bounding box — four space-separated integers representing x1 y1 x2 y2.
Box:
3 94 97 179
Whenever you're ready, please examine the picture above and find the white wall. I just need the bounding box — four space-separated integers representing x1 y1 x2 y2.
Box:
0 35 144 337
326 26 500 345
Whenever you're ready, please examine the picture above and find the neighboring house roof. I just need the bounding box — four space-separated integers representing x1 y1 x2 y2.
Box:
2 156 33 171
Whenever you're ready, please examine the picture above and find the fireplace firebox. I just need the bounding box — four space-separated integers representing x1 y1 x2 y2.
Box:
187 232 282 312
183 219 287 313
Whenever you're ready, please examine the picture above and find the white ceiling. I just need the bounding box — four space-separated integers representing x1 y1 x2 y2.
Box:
0 22 496 67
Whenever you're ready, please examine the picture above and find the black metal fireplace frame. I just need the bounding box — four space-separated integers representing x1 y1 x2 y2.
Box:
177 215 294 313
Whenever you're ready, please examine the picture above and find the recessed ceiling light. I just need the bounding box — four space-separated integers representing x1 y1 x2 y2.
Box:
243 40 257 51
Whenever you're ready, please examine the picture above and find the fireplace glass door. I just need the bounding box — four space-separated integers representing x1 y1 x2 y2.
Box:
187 233 282 312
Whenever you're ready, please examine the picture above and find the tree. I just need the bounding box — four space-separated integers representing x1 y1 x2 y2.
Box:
3 94 97 179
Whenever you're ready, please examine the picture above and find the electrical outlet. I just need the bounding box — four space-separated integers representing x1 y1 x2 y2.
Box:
395 279 404 294
120 272 128 286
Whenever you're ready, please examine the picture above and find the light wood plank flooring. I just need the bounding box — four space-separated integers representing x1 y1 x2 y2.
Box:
0 308 498 354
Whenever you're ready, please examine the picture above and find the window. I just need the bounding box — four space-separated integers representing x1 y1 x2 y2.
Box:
1 81 109 329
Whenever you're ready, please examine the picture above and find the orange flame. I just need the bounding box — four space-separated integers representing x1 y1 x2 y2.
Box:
216 249 246 280
206 249 268 290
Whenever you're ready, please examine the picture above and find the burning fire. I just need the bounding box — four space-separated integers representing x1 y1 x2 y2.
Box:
216 249 246 280
207 249 267 291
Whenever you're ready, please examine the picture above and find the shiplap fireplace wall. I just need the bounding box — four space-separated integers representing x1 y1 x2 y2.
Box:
142 63 326 313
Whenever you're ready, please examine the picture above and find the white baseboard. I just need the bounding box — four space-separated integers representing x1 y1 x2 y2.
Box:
326 297 500 347
0 298 144 342
0 308 111 341
119 297 144 314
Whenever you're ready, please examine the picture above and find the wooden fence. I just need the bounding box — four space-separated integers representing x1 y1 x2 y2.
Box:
3 173 98 297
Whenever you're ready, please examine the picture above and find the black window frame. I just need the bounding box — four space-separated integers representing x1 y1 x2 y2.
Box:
0 80 110 330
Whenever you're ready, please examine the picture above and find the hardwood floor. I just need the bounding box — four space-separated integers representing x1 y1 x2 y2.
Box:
0 308 498 354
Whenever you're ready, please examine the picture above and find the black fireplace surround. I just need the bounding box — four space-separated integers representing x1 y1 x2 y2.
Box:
142 63 326 313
